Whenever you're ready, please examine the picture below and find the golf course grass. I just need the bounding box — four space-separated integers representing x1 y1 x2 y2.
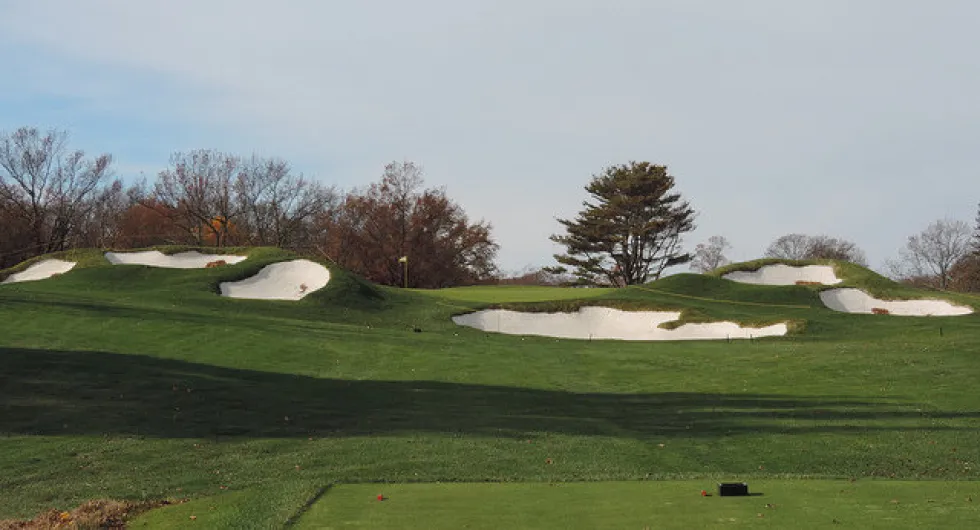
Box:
1 247 979 528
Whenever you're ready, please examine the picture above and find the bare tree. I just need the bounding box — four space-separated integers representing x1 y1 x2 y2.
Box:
152 150 242 246
0 127 113 255
765 233 866 265
690 235 732 273
74 179 131 248
805 235 868 266
0 198 34 268
234 156 337 249
764 233 812 260
886 219 971 290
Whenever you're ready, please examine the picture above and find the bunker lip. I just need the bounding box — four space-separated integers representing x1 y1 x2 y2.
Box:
722 264 842 286
104 250 248 269
819 288 973 316
1 259 77 284
452 306 787 341
219 259 331 301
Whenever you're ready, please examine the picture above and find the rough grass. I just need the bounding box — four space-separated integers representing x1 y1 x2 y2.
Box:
1 252 978 527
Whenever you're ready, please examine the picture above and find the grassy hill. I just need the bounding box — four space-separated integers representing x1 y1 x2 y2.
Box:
1 252 978 527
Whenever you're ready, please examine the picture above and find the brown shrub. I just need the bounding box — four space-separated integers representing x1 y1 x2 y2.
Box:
205 260 227 268
0 499 173 530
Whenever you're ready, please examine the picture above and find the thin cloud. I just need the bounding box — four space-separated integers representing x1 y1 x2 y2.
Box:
1 0 977 270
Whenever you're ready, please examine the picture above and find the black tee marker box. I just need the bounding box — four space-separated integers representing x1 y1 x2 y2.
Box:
718 483 749 496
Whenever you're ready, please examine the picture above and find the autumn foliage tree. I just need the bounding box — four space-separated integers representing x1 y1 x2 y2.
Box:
318 161 498 288
550 161 696 286
113 198 190 247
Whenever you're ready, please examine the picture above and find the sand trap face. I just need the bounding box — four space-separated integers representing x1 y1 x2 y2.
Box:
452 307 787 341
1 259 76 284
820 288 973 316
723 264 842 286
220 259 330 301
105 251 247 269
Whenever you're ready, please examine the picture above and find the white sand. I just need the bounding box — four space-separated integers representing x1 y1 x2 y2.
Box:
452 307 787 341
723 264 842 285
819 288 973 316
220 259 331 301
1 259 76 284
105 250 247 269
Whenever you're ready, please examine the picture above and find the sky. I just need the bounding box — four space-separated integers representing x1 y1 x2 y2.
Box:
1 0 977 274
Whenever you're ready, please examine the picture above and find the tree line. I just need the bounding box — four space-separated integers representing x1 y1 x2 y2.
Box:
0 127 497 287
545 159 980 293
3 126 978 291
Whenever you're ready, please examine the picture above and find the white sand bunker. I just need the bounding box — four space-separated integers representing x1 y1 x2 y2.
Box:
1 259 76 284
723 264 842 286
105 250 247 269
820 288 973 316
453 307 787 341
220 259 330 301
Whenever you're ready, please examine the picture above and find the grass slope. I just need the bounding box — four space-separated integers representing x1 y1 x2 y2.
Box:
1 252 978 527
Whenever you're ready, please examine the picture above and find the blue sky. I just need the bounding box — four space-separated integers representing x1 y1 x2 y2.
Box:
1 0 977 273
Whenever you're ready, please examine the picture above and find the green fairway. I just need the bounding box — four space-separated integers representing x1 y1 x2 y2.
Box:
415 284 614 303
1 249 979 527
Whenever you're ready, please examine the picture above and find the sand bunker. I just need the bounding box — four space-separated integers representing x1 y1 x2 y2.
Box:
819 288 973 316
452 307 787 341
723 264 842 286
105 250 247 269
219 259 330 301
1 259 76 284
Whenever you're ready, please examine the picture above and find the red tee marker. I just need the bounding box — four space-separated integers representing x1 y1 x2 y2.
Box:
377 494 384 501
701 490 708 497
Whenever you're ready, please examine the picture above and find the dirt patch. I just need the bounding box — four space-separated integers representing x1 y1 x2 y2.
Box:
0 499 179 530
871 307 890 315
205 260 227 268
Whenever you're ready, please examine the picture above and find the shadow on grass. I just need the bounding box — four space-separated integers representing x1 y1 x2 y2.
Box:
2 347 977 440
0 291 401 337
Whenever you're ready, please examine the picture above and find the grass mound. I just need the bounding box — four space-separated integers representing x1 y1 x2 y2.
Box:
713 259 978 310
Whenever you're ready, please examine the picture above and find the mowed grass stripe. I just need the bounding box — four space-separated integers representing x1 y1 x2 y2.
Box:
292 480 980 529
632 284 814 310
